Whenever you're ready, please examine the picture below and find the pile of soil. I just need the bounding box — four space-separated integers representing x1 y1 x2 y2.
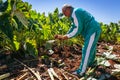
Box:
0 42 120 80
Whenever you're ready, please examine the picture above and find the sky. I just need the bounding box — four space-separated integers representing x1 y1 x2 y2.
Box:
22 0 120 24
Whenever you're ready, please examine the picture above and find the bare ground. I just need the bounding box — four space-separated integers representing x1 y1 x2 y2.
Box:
0 42 120 80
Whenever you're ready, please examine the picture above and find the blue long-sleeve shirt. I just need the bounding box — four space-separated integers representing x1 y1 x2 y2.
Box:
65 8 101 39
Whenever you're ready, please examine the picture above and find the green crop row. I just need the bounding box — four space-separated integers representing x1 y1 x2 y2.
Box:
0 0 120 58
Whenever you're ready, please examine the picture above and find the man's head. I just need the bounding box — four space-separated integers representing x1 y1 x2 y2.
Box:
62 4 73 17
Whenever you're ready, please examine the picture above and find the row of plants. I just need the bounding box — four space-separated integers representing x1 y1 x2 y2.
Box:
0 0 120 58
100 22 120 43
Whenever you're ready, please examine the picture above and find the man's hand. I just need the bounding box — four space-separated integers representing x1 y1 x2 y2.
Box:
54 34 68 40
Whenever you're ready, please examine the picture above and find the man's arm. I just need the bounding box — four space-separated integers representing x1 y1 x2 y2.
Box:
65 9 83 38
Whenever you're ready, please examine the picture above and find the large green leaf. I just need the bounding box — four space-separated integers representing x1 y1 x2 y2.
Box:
0 14 13 40
24 41 38 58
14 10 28 28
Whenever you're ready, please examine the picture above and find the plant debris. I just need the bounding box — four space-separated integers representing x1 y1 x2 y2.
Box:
0 42 120 80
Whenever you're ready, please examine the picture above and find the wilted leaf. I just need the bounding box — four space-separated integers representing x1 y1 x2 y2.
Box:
102 51 112 57
102 51 118 59
48 49 54 55
47 40 56 44
107 46 113 51
96 57 106 65
87 77 97 80
14 10 28 28
111 69 120 76
114 64 120 69
108 54 118 59
100 60 111 67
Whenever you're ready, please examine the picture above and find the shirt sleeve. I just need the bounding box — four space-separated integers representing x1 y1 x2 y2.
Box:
65 10 83 38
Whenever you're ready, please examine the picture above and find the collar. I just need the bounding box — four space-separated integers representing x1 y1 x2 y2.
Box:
70 7 74 17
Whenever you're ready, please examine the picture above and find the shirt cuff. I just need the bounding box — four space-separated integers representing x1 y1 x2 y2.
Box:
65 34 71 38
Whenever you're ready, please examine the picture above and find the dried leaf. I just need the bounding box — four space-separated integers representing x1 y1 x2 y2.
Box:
111 69 120 76
48 49 54 55
87 77 97 80
0 73 10 80
114 64 120 69
47 40 56 43
100 60 111 67
48 69 54 80
14 10 28 28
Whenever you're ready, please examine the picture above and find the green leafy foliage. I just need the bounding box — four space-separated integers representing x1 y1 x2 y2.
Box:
14 10 28 28
0 0 120 58
0 12 13 40
24 42 38 58
100 22 120 43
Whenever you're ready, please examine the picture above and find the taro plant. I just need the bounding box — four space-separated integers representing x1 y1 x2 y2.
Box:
100 22 120 44
0 0 120 60
0 0 38 58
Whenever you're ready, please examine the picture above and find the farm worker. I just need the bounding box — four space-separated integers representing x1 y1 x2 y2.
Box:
54 4 101 76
